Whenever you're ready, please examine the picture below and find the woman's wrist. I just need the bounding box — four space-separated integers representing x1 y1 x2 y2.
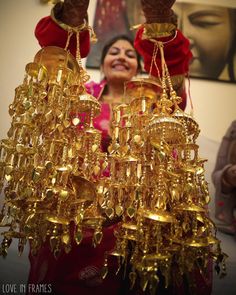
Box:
141 0 176 24
140 1 177 38
52 0 88 28
51 1 89 33
145 9 175 24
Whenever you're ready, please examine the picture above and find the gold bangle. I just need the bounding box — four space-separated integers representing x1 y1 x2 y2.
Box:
132 23 177 39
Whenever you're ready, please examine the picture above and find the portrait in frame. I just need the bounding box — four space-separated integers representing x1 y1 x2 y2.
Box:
86 0 236 83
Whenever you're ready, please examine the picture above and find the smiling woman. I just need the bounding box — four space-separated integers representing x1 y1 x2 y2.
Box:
87 35 142 151
100 36 141 99
173 3 236 82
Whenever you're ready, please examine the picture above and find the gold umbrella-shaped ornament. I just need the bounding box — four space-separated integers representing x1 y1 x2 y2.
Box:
101 37 227 293
0 30 108 258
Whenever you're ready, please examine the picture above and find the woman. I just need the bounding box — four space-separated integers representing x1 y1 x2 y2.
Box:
212 120 236 235
86 34 142 152
28 1 200 294
173 3 236 82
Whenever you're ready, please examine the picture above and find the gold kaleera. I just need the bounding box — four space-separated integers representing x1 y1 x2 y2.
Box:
99 37 227 293
0 16 227 294
0 26 108 257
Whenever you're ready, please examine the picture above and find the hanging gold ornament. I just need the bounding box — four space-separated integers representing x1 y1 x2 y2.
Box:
0 28 107 258
0 18 227 294
101 40 227 292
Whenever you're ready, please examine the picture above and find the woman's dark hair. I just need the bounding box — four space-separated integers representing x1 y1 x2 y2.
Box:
100 34 142 72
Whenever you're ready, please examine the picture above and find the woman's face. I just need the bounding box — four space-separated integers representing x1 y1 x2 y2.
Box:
174 4 232 78
101 39 138 83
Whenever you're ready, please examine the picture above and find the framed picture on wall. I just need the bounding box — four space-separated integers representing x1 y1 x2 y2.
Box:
86 0 236 83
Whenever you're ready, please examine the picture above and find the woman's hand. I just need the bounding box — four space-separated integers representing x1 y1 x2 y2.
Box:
61 0 90 27
140 0 176 23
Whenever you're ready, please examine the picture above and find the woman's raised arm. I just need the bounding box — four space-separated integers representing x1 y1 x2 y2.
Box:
35 0 91 58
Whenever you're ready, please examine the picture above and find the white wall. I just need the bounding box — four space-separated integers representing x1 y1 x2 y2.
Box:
0 0 236 143
0 0 49 139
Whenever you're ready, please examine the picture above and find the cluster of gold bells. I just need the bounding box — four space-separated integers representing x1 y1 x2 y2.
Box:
0 46 109 255
100 78 227 292
0 44 227 293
